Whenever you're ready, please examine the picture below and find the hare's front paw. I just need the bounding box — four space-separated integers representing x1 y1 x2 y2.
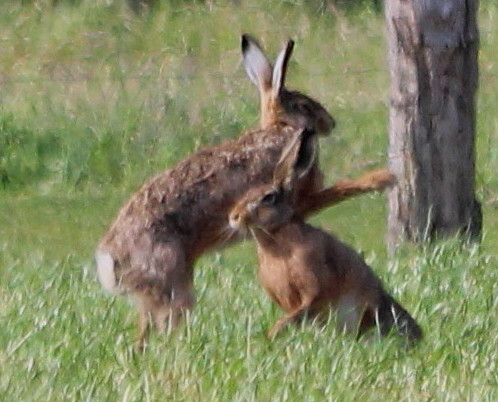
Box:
267 318 288 340
358 168 396 191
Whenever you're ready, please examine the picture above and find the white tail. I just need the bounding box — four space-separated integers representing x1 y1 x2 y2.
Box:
95 250 118 293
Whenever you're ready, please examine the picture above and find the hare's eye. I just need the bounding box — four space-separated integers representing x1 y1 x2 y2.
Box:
261 192 278 205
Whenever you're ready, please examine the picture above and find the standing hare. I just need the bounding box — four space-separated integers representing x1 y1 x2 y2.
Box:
96 34 394 349
229 129 422 346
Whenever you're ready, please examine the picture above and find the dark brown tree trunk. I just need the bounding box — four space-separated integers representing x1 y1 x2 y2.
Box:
385 0 482 251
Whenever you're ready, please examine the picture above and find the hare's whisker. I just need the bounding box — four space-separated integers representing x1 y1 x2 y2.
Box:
218 226 235 245
221 224 244 246
258 226 276 241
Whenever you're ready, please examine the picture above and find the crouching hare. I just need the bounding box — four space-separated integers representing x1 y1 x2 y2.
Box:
96 35 395 350
229 129 422 346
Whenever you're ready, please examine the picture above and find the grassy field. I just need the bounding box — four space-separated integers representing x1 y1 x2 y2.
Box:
1 1 498 400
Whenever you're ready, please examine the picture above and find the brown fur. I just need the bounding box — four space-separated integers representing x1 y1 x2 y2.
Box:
229 130 422 346
96 35 395 350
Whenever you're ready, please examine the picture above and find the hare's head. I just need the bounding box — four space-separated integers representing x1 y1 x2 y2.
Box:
242 34 335 136
229 128 317 234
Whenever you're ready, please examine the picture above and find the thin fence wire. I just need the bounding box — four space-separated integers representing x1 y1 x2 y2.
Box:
1 67 497 86
0 68 387 85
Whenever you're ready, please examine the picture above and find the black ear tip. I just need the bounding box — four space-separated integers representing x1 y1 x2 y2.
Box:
241 34 251 52
302 127 316 140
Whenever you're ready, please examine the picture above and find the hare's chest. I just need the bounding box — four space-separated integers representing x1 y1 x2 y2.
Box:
257 254 304 313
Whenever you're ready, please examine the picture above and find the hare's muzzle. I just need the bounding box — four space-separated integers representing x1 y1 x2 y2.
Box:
228 209 250 234
229 212 242 230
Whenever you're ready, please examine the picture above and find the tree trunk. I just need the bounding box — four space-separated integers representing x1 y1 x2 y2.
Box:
385 0 482 251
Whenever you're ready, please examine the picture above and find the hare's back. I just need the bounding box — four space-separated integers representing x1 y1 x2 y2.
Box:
100 129 294 251
320 229 383 295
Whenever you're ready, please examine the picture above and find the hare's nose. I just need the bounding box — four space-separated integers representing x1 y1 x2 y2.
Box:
229 213 241 229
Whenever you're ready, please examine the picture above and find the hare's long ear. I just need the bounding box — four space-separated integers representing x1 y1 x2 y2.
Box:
242 34 272 91
273 128 317 193
271 39 294 99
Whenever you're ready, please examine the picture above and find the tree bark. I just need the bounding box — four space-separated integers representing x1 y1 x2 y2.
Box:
385 0 482 251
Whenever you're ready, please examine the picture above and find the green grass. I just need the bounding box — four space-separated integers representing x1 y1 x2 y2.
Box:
1 1 498 400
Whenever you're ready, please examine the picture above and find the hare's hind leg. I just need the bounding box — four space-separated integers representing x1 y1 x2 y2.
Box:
133 277 195 351
127 241 196 350
154 279 196 333
134 295 153 352
335 294 364 335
